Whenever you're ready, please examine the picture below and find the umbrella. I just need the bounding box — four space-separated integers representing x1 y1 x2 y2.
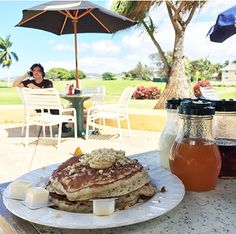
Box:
207 5 236 43
16 0 136 88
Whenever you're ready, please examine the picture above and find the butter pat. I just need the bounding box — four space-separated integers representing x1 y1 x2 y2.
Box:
93 198 115 216
8 180 32 200
24 187 49 208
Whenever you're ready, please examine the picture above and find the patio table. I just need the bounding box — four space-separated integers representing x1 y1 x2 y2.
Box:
60 94 90 139
0 151 235 233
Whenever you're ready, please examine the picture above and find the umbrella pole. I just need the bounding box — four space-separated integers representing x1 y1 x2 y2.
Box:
73 19 79 88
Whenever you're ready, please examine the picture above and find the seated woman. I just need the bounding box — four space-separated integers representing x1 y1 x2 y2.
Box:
13 63 52 89
13 63 70 133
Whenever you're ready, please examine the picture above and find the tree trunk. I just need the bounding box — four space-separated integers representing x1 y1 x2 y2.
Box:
142 20 171 81
7 68 10 87
154 30 194 109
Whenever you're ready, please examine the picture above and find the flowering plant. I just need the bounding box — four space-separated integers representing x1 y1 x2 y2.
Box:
132 86 161 99
193 80 212 97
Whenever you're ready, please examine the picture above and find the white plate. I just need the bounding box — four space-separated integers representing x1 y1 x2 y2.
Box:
3 164 185 229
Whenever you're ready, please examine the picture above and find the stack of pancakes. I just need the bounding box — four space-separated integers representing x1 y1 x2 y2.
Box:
46 148 156 212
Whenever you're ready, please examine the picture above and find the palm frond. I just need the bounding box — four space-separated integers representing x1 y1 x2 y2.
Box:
5 35 12 47
175 1 207 14
11 52 19 61
147 16 156 34
112 0 160 22
0 38 6 50
2 59 12 68
0 35 13 49
0 34 18 67
0 51 7 61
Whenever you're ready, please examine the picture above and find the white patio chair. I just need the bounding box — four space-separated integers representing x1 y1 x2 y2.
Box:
82 86 106 125
21 88 77 148
18 87 53 137
17 88 27 136
81 86 106 108
200 87 219 100
86 87 135 141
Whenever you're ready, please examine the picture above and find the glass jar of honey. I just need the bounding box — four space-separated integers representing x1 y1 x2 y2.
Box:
169 101 221 192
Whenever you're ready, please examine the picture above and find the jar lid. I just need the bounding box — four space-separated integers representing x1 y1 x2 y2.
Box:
166 98 192 109
207 99 236 112
178 100 215 115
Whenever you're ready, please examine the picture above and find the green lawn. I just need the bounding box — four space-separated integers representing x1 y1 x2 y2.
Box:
0 79 166 106
0 80 235 109
214 87 236 99
54 79 166 103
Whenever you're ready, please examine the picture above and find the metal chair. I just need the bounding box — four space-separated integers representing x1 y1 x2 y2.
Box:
21 88 77 148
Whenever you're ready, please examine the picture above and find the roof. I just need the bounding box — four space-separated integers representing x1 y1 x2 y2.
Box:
220 63 236 71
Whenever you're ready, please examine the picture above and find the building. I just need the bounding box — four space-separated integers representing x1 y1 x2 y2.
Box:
220 63 236 82
211 72 221 81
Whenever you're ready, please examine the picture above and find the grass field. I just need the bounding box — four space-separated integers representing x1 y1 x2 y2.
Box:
0 79 166 107
0 79 235 109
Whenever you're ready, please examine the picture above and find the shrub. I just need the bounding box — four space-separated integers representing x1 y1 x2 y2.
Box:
122 72 133 80
46 68 69 80
68 70 86 80
132 86 161 99
46 68 86 80
193 80 212 97
102 72 116 80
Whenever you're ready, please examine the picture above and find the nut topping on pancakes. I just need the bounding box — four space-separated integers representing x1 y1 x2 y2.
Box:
46 148 156 213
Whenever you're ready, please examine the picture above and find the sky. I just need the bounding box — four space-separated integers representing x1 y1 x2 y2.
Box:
0 0 235 79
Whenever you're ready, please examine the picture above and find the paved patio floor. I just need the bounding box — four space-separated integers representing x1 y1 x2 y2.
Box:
0 123 161 183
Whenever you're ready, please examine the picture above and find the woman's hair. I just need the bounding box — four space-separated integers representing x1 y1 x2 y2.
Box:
30 63 45 78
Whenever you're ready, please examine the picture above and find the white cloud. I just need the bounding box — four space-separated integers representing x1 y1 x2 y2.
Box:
43 51 152 74
44 60 75 71
79 56 126 73
90 40 120 55
52 44 74 51
48 40 55 45
51 42 90 52
122 31 145 49
50 40 120 55
198 0 236 19
79 42 91 51
105 0 114 9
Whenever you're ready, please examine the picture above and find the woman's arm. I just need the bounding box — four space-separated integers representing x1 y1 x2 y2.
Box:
12 72 29 87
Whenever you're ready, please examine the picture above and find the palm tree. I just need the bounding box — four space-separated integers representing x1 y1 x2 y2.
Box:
0 35 19 87
112 1 206 108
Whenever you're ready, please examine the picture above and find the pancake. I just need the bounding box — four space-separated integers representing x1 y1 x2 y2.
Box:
46 148 156 212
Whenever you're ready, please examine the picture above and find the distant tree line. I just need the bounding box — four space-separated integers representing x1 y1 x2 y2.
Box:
45 57 234 83
149 52 234 82
123 62 153 81
121 54 235 83
46 68 86 80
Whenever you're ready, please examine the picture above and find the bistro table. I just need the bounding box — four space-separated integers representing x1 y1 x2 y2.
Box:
60 94 90 139
0 151 235 234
